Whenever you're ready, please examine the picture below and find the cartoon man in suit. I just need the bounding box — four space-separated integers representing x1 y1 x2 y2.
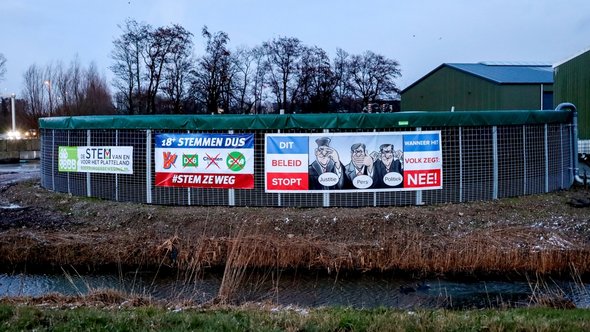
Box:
373 143 404 188
308 137 347 190
344 143 375 188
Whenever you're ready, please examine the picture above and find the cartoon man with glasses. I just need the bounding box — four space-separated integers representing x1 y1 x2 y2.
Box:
308 137 348 190
373 143 404 188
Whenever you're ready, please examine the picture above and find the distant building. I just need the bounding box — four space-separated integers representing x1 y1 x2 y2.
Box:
401 62 553 112
553 48 590 140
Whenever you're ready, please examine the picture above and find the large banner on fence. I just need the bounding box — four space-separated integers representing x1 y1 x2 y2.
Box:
58 146 134 174
155 133 254 189
265 131 442 192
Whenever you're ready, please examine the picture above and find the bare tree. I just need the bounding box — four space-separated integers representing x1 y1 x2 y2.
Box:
53 61 71 115
160 27 194 114
230 46 266 114
43 62 57 116
21 64 46 118
0 53 6 82
52 56 92 115
297 46 337 113
250 46 269 114
69 56 84 113
332 48 353 111
226 45 268 114
347 51 401 110
108 21 402 115
111 19 193 114
110 19 149 114
80 62 114 115
22 59 114 122
142 24 192 114
262 37 303 113
190 26 231 114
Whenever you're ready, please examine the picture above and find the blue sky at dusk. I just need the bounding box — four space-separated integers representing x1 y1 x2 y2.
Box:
1 0 589 97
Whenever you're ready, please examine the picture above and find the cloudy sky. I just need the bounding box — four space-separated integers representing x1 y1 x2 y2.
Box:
1 0 589 97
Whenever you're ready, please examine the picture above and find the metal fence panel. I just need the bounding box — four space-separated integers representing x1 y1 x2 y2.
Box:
40 121 575 207
497 126 525 198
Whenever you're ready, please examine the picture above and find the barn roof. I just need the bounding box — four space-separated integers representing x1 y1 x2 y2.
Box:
402 62 553 93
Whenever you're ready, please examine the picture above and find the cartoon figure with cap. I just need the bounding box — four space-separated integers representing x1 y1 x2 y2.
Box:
308 137 348 190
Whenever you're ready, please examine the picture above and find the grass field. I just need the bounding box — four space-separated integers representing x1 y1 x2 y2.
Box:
1 303 590 331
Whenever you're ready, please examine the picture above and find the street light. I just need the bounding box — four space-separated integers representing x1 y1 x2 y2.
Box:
4 93 21 140
10 93 16 133
44 80 52 116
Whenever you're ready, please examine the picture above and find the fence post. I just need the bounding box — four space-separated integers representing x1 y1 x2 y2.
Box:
115 130 119 201
228 130 235 206
492 126 498 200
323 129 330 207
51 129 55 191
276 129 282 207
523 125 527 195
146 130 152 204
186 130 191 206
459 127 463 203
373 128 378 207
544 123 549 193
560 125 564 189
86 129 91 197
67 130 70 194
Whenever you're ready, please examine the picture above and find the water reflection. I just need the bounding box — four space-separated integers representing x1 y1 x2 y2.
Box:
0 160 40 185
0 160 40 173
1 271 588 309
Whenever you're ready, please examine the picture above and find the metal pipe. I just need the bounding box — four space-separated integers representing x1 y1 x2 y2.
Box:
554 103 578 186
10 94 16 133
492 126 498 199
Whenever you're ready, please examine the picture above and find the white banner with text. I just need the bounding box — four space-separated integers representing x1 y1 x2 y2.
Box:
265 131 442 192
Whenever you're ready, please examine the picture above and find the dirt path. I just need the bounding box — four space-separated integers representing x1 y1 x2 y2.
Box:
1 178 590 277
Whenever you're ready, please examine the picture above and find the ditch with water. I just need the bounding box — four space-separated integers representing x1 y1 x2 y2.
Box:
1 162 589 309
1 269 589 309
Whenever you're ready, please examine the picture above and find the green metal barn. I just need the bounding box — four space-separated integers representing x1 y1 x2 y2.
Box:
554 48 590 141
401 62 553 112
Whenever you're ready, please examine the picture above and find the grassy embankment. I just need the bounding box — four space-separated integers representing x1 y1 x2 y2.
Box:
3 180 590 278
1 303 590 331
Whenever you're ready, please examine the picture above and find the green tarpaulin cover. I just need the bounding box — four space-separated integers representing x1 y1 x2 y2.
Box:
39 110 573 130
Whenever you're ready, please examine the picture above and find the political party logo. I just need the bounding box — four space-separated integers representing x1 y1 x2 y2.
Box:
104 149 112 159
204 153 222 169
58 146 78 172
182 154 198 168
226 151 246 172
162 151 178 169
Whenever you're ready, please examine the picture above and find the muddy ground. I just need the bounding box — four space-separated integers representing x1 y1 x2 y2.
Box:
1 171 590 278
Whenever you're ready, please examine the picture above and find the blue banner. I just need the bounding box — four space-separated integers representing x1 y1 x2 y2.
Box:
266 136 308 154
156 133 253 149
403 133 440 152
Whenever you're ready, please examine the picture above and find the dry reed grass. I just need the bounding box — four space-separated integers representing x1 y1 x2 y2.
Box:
527 274 578 309
1 210 590 279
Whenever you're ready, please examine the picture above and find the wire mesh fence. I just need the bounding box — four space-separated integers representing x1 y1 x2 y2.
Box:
40 119 575 207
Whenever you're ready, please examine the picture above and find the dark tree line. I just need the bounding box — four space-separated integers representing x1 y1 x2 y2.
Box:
4 18 402 126
110 20 193 114
111 19 401 115
20 58 114 120
0 51 114 130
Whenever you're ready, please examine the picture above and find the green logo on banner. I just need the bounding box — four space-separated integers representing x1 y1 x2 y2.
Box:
58 146 78 172
182 154 198 167
226 151 246 171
